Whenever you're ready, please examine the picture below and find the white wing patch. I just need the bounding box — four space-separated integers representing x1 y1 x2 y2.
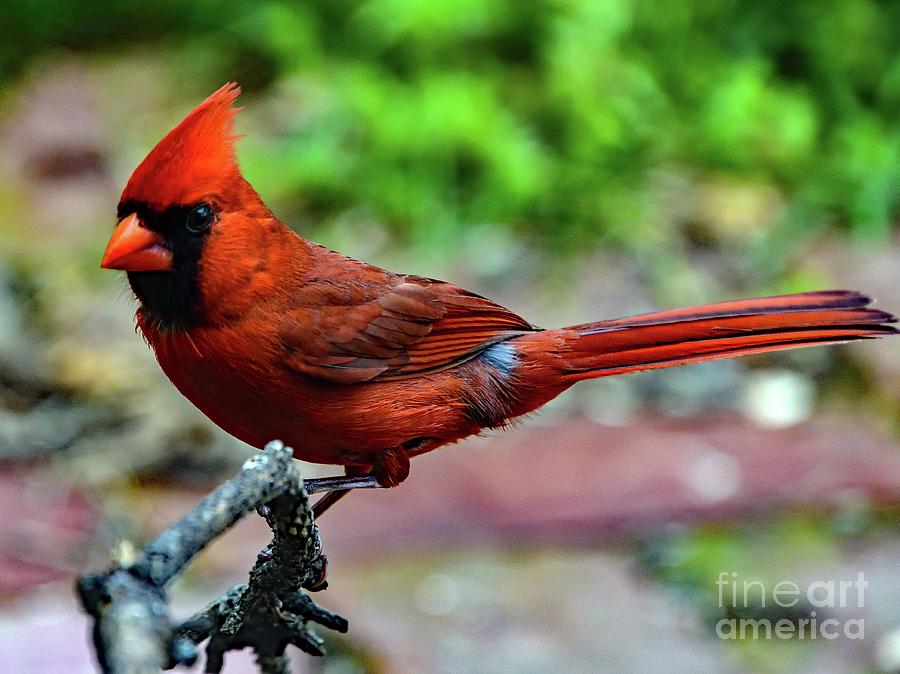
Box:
480 341 518 378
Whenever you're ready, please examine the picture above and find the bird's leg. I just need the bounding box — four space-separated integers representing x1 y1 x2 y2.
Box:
311 488 352 518
307 447 411 517
304 474 383 495
307 465 379 518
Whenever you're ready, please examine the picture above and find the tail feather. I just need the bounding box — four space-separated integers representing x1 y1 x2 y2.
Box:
560 290 897 380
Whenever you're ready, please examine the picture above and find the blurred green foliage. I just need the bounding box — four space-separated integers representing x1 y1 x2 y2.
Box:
3 0 898 256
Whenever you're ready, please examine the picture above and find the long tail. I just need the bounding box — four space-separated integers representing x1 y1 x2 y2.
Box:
557 290 897 381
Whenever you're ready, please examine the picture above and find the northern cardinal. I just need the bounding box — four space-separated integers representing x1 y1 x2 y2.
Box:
101 84 897 512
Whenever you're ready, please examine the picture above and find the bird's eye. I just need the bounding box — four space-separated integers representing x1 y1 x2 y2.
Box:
186 203 214 235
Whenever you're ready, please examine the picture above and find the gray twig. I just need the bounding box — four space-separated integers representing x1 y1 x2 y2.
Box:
76 440 348 674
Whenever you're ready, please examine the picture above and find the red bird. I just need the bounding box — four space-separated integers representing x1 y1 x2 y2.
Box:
101 84 897 512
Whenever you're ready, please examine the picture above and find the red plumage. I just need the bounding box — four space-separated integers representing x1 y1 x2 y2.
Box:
121 83 242 208
101 86 898 491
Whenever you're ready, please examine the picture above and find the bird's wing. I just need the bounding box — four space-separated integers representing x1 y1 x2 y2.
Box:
278 276 535 384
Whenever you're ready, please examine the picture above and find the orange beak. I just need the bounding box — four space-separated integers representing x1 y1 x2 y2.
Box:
100 213 173 271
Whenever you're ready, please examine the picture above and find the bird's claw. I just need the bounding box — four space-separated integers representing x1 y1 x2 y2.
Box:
302 552 329 591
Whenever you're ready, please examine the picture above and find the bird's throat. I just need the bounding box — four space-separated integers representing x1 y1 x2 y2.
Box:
128 268 201 331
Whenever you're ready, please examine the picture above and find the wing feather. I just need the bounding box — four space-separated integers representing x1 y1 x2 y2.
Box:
279 276 534 383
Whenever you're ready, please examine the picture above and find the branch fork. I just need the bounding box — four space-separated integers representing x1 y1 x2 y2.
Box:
77 440 348 674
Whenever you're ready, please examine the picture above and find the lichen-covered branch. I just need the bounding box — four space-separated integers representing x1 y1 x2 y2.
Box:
76 440 348 674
